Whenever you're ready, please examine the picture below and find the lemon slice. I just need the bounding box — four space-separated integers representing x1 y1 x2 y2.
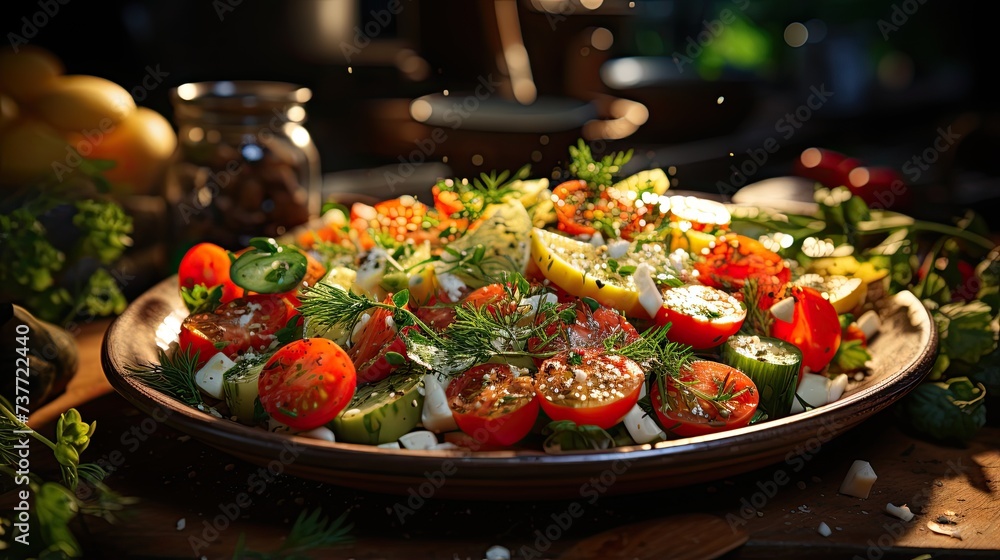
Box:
794 273 864 314
613 168 669 196
436 201 532 288
530 227 678 318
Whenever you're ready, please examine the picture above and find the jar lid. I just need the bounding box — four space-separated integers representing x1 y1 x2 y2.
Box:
172 81 311 125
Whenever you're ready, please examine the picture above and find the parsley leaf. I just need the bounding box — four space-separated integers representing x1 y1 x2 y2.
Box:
934 300 999 365
896 377 987 444
832 339 871 372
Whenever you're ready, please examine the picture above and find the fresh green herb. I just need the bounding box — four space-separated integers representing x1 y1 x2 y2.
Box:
126 347 205 406
1 400 133 557
832 339 871 372
542 420 615 453
933 300 998 366
274 314 304 346
232 508 353 560
568 138 633 189
181 284 224 314
738 277 774 337
567 351 583 366
432 165 531 223
0 190 133 325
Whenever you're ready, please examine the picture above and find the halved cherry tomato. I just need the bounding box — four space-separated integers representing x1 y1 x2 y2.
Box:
446 363 539 447
347 298 407 385
695 234 790 290
654 285 746 349
431 184 465 217
650 361 758 437
527 300 639 366
178 243 241 302
843 323 867 346
179 295 294 366
553 179 647 239
258 338 356 430
771 286 841 376
535 348 644 429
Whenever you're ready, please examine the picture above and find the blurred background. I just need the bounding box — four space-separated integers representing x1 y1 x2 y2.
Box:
2 0 999 315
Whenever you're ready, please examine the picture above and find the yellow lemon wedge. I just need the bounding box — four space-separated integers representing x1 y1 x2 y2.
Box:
530 227 678 318
794 273 865 314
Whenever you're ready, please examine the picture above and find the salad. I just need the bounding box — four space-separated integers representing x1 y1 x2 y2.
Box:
131 140 894 453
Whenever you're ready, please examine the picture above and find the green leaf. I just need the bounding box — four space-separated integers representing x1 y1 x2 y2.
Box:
934 301 999 364
914 272 951 305
391 290 411 308
248 237 280 253
35 482 83 557
385 351 406 366
832 339 871 372
180 284 224 314
896 377 986 444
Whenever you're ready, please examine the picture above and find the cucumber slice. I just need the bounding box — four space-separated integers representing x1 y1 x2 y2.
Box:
223 353 270 425
329 374 424 444
230 238 308 294
722 335 802 419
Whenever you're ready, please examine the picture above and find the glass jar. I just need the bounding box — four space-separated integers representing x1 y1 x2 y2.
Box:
166 81 320 252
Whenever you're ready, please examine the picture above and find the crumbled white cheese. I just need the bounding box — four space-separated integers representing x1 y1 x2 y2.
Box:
790 373 830 413
349 312 371 345
817 522 832 537
857 310 881 341
886 503 914 522
399 430 439 450
926 521 962 540
420 374 458 433
436 272 468 302
623 403 665 444
607 239 630 259
633 263 664 319
194 353 235 399
299 426 336 442
588 231 605 247
827 373 849 402
176 518 186 531
839 460 877 499
770 297 795 323
377 441 401 449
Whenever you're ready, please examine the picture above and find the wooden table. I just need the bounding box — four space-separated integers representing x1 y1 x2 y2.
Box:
8 322 999 559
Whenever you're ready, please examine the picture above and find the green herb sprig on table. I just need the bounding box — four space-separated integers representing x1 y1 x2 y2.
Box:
232 508 353 560
1 399 134 557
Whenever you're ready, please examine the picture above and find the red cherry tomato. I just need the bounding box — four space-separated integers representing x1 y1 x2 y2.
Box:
535 348 644 429
654 285 746 349
258 338 357 430
650 361 758 437
771 286 842 376
178 243 240 302
178 295 293 366
347 298 407 385
527 300 639 366
695 234 790 290
446 363 539 447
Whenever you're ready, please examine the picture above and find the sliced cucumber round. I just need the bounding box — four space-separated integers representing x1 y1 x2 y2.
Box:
328 374 424 444
223 353 270 425
722 335 802 419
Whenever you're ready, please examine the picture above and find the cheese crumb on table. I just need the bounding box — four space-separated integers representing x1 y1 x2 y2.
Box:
839 460 877 498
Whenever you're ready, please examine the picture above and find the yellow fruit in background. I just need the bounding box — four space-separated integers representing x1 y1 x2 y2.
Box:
67 107 176 194
34 75 135 132
0 46 63 102
0 118 69 185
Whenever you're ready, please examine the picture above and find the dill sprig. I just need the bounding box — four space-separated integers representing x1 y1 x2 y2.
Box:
232 508 353 560
568 138 633 189
126 347 204 406
739 277 774 336
433 164 531 223
606 324 694 417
